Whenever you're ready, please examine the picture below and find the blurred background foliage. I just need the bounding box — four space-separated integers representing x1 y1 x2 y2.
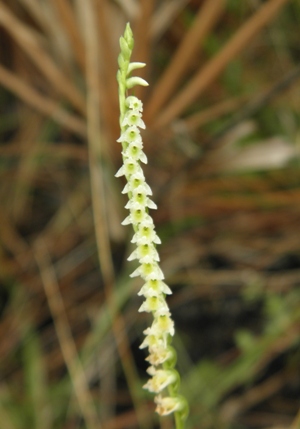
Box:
0 1 300 428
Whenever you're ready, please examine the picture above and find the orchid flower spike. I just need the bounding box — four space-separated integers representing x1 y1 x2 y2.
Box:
116 23 189 429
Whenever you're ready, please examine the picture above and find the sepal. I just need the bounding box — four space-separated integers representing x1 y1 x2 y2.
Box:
119 36 131 60
124 22 134 50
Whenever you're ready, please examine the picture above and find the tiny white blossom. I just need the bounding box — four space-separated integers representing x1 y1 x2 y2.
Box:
155 395 185 416
128 239 160 263
143 322 169 348
139 333 165 350
123 143 148 164
152 311 175 336
138 278 172 297
146 345 174 366
133 184 152 197
125 191 157 210
122 171 149 194
122 109 145 129
130 262 164 280
138 295 168 313
117 125 142 144
126 96 143 112
128 172 150 191
122 203 151 225
132 221 161 245
115 158 143 177
143 369 177 393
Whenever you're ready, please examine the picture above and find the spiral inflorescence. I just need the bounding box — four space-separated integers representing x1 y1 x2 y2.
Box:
116 23 188 426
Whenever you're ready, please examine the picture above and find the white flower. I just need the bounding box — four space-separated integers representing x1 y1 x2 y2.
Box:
123 143 148 164
146 345 174 366
122 172 152 195
151 311 175 336
133 191 156 209
132 220 161 245
117 126 142 144
138 278 172 297
130 262 164 280
126 96 143 112
154 395 185 416
122 109 145 129
142 319 170 349
128 240 160 263
115 158 143 177
139 335 167 350
133 184 152 197
125 190 157 210
122 172 147 194
143 369 177 393
138 295 168 313
122 204 152 226
139 333 165 350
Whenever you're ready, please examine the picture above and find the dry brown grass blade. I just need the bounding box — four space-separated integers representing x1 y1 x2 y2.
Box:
19 0 51 33
0 142 86 162
34 241 101 429
51 0 86 72
10 112 45 221
94 0 119 139
38 178 89 244
153 0 291 128
184 95 249 131
114 0 139 20
220 371 295 423
83 0 115 288
151 0 190 41
144 0 226 123
0 64 86 136
132 0 154 100
0 211 31 268
20 0 72 69
0 1 86 115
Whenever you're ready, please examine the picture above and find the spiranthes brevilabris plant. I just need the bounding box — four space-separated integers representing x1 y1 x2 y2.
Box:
116 23 189 428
